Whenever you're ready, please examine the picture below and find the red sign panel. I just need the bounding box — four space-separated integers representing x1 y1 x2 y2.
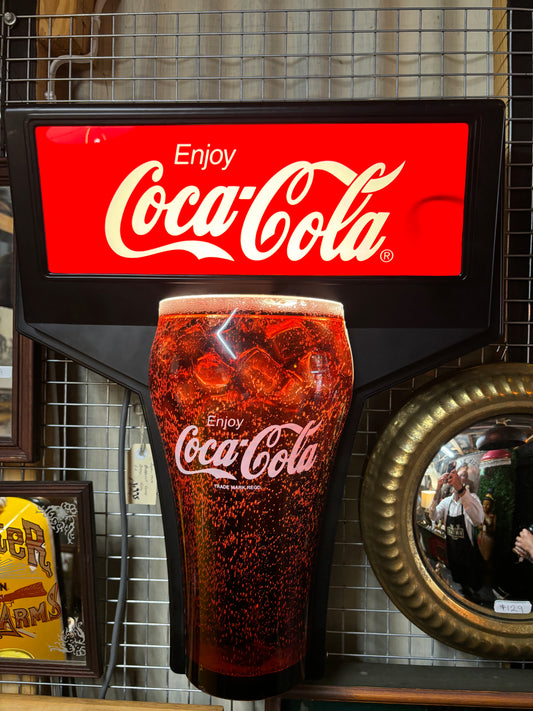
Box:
35 122 468 276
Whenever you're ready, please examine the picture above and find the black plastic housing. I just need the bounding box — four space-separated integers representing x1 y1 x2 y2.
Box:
5 99 505 682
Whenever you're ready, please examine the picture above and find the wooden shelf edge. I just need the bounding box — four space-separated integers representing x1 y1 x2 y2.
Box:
279 684 533 708
267 661 533 709
0 695 223 711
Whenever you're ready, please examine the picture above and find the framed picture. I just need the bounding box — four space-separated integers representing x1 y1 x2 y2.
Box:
0 158 39 462
0 481 101 676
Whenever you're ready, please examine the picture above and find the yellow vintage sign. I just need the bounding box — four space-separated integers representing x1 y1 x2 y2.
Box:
0 496 66 661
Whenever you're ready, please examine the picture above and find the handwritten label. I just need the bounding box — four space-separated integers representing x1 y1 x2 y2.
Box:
494 600 532 615
127 444 157 505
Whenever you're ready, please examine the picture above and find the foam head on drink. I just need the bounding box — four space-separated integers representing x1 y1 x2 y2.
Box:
149 294 353 699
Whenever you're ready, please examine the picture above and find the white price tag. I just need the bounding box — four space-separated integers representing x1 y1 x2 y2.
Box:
126 443 157 506
494 600 532 615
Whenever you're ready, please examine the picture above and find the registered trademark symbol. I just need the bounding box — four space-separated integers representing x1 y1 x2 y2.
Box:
380 249 394 263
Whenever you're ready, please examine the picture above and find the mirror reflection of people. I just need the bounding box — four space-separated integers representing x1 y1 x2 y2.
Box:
436 461 455 504
466 462 480 493
477 491 497 581
429 466 485 600
514 527 533 564
457 463 476 493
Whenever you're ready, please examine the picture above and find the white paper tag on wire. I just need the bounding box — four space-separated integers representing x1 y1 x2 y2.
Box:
126 443 157 506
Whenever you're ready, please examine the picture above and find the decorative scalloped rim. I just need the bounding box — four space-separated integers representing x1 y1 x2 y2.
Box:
360 363 533 660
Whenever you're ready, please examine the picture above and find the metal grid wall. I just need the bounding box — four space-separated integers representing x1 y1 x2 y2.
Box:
1 1 531 704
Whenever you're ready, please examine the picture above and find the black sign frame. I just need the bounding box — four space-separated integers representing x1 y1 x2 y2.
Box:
5 99 505 681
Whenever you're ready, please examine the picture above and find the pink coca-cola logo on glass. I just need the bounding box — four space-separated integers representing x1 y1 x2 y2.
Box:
175 420 320 481
35 122 468 276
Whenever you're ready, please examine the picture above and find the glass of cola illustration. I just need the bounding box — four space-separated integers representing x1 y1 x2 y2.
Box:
149 294 353 700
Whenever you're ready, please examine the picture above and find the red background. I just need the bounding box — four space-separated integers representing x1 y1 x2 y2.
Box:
35 122 468 276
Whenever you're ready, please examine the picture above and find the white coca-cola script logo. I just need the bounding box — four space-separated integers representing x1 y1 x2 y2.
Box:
175 420 321 480
105 160 405 263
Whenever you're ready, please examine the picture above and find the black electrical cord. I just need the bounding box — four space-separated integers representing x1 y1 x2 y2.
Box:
99 388 131 699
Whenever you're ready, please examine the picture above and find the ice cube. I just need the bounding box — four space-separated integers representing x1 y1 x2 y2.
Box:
176 321 207 361
194 351 233 392
200 388 245 421
295 351 335 395
209 387 243 409
299 351 330 378
266 319 310 362
173 374 201 408
277 371 307 408
238 347 284 396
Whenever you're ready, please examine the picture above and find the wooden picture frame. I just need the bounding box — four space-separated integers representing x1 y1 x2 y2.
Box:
0 158 39 462
0 481 101 677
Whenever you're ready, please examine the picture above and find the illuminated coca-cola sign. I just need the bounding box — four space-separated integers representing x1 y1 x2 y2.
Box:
5 100 505 688
35 122 468 277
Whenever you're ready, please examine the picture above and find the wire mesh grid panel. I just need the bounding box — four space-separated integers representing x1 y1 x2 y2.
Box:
0 0 531 704
19 1 508 103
